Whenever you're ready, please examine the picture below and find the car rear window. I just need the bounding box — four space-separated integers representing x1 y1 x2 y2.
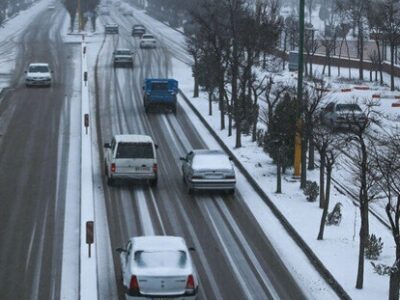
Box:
116 50 131 55
142 35 154 39
135 251 187 268
336 104 361 112
151 82 168 90
29 66 49 73
116 142 154 159
192 153 232 170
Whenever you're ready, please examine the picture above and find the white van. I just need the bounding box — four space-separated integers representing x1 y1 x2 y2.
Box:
104 134 158 186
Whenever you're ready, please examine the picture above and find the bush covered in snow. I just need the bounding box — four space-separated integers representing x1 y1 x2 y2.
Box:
326 202 342 225
303 181 319 202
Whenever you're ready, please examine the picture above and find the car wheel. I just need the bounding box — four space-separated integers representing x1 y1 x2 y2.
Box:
227 189 235 195
150 177 158 187
107 177 114 186
172 106 177 114
144 105 149 113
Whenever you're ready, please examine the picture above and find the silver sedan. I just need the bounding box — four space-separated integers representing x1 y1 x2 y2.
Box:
180 149 236 194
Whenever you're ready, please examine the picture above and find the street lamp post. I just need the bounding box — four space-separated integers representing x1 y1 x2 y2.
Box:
294 0 305 179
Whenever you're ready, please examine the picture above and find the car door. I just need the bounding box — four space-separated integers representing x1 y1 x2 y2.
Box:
121 241 132 288
183 152 194 180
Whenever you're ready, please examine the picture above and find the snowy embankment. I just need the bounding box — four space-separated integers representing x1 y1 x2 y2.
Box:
125 4 398 300
0 0 53 93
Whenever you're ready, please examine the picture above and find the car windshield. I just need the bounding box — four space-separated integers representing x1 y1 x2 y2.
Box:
151 82 168 90
134 250 187 268
336 104 361 112
192 153 232 170
116 142 154 159
29 66 49 73
116 50 130 55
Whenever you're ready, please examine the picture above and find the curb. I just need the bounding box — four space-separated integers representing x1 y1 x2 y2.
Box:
179 90 351 300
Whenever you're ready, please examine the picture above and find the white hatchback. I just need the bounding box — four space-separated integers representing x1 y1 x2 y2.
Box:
140 34 157 49
117 236 198 299
25 63 52 87
104 134 158 186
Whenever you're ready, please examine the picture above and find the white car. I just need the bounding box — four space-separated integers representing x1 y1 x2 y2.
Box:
105 23 119 34
116 236 198 299
25 63 52 87
104 134 158 186
320 102 368 130
140 34 157 49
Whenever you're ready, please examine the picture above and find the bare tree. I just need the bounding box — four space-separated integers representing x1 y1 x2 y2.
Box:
370 132 400 299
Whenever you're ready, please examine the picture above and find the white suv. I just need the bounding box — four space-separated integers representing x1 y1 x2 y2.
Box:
104 134 158 186
25 63 52 87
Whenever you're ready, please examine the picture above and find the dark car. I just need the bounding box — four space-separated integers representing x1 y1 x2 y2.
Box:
131 24 146 37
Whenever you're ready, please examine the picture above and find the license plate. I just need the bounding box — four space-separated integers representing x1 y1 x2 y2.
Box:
135 167 150 171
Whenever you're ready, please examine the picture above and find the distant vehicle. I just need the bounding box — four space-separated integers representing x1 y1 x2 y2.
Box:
180 149 236 194
139 34 156 48
143 78 178 113
122 8 133 16
132 24 146 37
99 8 110 16
320 102 368 129
288 51 298 71
104 23 119 34
25 63 53 87
104 134 158 186
113 49 134 68
116 236 199 299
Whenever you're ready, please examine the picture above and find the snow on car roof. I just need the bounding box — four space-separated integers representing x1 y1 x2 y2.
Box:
131 236 187 252
191 150 233 170
29 63 49 67
114 134 153 143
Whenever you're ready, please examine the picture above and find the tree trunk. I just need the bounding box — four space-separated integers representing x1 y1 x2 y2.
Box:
193 57 199 98
319 151 325 209
208 91 212 116
218 74 225 130
317 163 331 240
375 40 383 85
355 204 367 289
252 104 259 142
388 269 400 300
358 24 364 80
300 134 308 189
276 162 282 193
391 43 395 91
308 136 315 170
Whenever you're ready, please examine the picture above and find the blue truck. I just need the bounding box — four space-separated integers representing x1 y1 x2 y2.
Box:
143 78 178 114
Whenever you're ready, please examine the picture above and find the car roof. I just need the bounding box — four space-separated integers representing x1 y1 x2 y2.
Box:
113 134 153 143
29 63 49 67
144 78 177 83
105 23 118 26
192 149 225 156
115 48 131 52
142 34 154 37
133 24 145 28
130 236 187 252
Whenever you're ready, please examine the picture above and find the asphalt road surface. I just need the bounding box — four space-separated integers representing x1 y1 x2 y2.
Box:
95 8 309 300
0 7 76 300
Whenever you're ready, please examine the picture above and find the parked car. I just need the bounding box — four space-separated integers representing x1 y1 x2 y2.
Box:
180 149 236 194
113 48 134 68
143 78 178 113
132 24 146 37
105 23 119 34
116 236 198 299
122 8 133 16
104 134 158 186
139 34 157 48
25 63 53 87
320 102 368 129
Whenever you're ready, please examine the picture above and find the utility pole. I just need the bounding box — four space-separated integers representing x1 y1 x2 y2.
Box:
77 0 81 31
294 0 305 179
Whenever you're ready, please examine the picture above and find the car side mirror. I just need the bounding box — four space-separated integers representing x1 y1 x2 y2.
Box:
229 156 233 161
24 70 27 73
51 70 54 73
116 248 127 253
142 86 145 90
104 143 111 148
180 157 187 161
155 144 159 149
188 247 195 252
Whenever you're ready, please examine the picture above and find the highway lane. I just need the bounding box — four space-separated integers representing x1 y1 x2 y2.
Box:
95 9 308 300
0 7 76 300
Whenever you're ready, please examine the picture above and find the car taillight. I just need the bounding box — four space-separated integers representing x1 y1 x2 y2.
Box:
185 275 195 292
111 163 116 173
152 163 157 173
225 175 235 179
129 275 140 292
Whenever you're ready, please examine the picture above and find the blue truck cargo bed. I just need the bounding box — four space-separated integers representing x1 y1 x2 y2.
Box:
143 78 178 114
